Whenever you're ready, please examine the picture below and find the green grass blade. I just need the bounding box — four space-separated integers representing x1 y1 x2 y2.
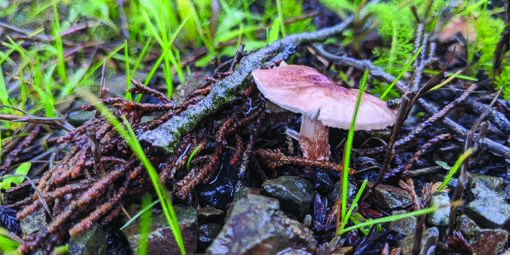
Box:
0 227 20 254
438 148 473 191
381 46 422 100
187 144 203 172
120 199 160 231
338 206 436 235
339 70 369 235
0 65 9 106
338 179 368 233
136 195 153 255
52 0 66 83
124 40 132 100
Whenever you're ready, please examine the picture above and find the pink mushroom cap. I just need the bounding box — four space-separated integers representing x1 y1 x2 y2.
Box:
252 64 396 130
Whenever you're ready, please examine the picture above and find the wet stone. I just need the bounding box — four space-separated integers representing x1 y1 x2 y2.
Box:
399 227 439 255
457 214 508 255
465 177 510 229
69 223 107 255
426 192 450 227
197 151 237 210
197 223 222 252
465 196 510 228
276 247 313 255
262 176 314 219
372 183 412 209
207 193 316 254
389 210 416 236
468 174 505 199
122 205 197 255
310 168 335 195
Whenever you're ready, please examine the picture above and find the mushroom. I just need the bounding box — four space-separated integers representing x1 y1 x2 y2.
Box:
252 64 396 160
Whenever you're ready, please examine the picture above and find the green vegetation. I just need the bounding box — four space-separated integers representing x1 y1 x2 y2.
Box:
338 70 369 235
321 0 510 99
0 227 20 255
137 195 153 255
0 0 312 124
0 162 30 190
1 0 509 253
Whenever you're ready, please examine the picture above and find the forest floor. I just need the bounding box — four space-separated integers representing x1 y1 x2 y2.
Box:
1 1 510 254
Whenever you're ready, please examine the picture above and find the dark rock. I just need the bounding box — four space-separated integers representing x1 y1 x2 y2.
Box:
67 110 95 127
197 151 237 210
311 169 335 195
399 227 439 255
207 194 316 254
372 183 412 209
262 176 314 219
426 192 450 227
69 224 107 255
197 223 222 252
197 207 225 224
122 205 197 255
389 210 416 236
457 215 508 255
104 224 130 255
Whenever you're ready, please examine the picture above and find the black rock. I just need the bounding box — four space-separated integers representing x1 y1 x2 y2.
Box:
197 151 237 210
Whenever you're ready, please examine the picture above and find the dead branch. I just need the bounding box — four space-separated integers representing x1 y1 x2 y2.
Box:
139 18 354 152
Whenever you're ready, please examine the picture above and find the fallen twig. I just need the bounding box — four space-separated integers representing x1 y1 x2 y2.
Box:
139 18 354 152
316 45 510 159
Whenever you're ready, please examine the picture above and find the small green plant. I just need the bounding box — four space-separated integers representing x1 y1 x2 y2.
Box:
380 46 422 99
0 162 31 191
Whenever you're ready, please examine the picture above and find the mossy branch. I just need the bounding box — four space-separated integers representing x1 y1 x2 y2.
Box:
139 18 353 152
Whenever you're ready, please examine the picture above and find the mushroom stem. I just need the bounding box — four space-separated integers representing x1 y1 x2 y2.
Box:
298 115 331 160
